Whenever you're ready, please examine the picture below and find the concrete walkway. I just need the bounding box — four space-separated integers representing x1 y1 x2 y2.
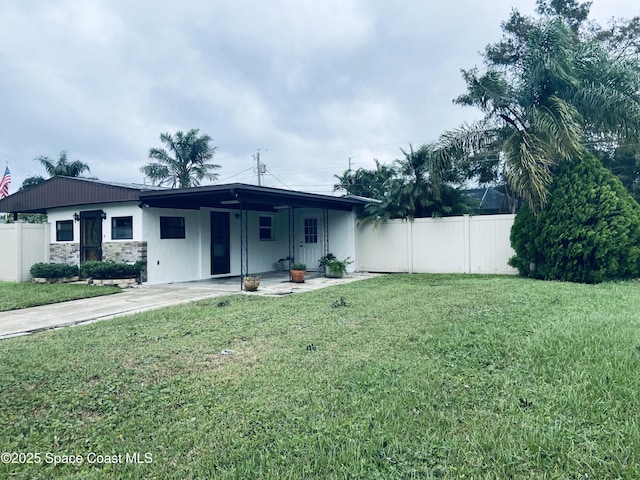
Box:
0 272 378 340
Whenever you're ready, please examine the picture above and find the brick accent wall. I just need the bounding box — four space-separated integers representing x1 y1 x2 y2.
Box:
102 241 148 282
50 243 80 266
49 241 148 282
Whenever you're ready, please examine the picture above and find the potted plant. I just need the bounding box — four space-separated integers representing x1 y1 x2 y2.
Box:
319 254 352 278
243 275 261 291
275 256 293 271
290 262 306 283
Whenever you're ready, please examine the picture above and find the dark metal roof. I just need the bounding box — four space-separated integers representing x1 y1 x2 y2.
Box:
464 187 508 214
0 177 372 214
0 176 161 213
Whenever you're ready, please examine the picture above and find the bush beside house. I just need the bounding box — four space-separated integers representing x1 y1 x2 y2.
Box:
79 261 143 287
30 263 80 283
509 153 640 283
29 261 144 287
80 261 143 280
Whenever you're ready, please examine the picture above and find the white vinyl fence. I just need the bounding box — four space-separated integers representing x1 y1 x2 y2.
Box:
356 214 517 275
0 223 50 282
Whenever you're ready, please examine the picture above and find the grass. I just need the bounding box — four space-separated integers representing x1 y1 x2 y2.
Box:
0 282 120 311
1 274 639 479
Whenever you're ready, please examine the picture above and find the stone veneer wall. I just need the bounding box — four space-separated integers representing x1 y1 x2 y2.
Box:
102 241 148 282
50 243 80 266
49 241 148 282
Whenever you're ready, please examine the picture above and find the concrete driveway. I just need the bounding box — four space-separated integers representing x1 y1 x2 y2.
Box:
0 272 377 339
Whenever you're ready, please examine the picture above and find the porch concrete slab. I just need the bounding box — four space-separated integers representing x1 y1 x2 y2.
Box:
0 272 378 340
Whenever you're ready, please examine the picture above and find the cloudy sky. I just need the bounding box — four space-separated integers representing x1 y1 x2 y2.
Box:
1 0 637 195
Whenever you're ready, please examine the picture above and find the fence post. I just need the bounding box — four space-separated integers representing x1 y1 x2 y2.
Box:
44 223 51 263
463 214 471 274
407 219 414 274
15 222 23 281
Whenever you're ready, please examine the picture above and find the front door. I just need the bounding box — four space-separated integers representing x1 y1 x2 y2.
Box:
211 211 230 275
296 216 323 270
80 210 103 262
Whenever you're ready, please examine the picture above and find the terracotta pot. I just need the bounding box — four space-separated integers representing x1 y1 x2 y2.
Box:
243 277 260 291
290 269 305 283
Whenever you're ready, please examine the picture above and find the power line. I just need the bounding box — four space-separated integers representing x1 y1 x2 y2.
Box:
216 166 254 183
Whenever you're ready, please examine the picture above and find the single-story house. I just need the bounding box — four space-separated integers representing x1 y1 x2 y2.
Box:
0 177 372 284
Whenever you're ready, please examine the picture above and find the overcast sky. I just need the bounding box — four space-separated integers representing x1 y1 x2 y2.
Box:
1 0 638 195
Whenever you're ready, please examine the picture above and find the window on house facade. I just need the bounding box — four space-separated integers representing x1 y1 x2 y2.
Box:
111 216 133 240
56 220 74 242
160 216 186 239
259 216 274 241
304 218 318 243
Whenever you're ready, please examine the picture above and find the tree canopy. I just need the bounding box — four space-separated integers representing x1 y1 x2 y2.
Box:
433 1 640 212
335 145 472 224
21 151 91 191
509 152 640 283
141 129 220 188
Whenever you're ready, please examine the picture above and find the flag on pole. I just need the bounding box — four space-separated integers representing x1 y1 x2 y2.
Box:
0 165 11 199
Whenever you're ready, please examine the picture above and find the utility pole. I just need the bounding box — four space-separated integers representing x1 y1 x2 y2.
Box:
254 151 266 186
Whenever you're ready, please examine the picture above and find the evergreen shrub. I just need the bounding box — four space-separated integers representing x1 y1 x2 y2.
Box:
509 153 640 283
80 261 143 279
30 263 79 279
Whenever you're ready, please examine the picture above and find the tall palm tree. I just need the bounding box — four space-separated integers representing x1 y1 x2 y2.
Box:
36 151 91 177
22 151 91 190
141 129 220 188
433 18 640 212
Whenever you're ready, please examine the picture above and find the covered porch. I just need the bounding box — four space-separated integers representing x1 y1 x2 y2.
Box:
139 183 369 286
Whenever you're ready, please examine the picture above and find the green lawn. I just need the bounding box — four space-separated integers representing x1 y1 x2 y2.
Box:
0 282 120 311
1 274 639 479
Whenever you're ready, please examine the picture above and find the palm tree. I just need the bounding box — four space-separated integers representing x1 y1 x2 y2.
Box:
35 151 91 177
21 151 91 190
141 129 220 188
360 144 470 225
333 159 395 199
434 18 640 212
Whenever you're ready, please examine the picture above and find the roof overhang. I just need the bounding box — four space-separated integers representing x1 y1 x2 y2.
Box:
0 178 373 214
139 183 369 212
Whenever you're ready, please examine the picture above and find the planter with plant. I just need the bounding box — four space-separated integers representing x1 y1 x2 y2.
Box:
30 263 80 283
275 256 293 271
290 263 306 283
319 254 352 278
80 261 144 287
243 275 261 291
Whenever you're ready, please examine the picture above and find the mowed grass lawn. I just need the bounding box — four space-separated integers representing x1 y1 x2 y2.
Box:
1 274 639 479
0 282 120 311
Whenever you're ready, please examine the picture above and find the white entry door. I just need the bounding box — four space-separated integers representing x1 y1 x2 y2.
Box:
296 216 323 270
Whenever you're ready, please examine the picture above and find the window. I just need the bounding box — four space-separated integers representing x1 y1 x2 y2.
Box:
56 220 73 241
304 218 318 243
259 216 273 241
111 216 133 240
160 216 185 239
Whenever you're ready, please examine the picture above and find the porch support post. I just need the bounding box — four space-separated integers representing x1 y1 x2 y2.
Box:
323 209 329 258
288 206 295 281
240 202 249 289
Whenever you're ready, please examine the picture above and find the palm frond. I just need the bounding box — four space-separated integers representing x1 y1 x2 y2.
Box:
531 96 584 159
503 129 555 211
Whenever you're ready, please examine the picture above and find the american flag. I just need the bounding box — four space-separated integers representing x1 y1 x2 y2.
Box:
0 165 11 199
